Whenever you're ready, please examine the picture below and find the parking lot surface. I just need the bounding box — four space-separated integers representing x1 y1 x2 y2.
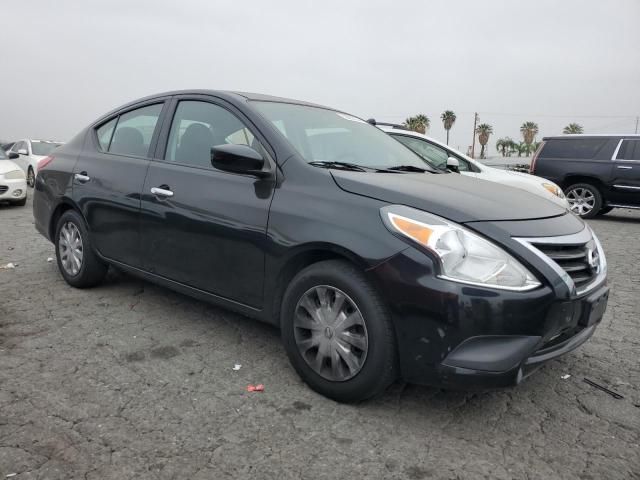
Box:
1 196 639 480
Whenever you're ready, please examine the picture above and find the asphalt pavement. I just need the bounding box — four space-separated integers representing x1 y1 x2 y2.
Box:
1 195 639 479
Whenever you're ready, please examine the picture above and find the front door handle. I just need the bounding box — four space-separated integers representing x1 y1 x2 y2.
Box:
150 186 174 198
74 172 91 183
617 165 632 170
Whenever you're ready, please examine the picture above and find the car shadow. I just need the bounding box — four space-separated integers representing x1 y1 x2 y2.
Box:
590 212 640 224
100 267 557 414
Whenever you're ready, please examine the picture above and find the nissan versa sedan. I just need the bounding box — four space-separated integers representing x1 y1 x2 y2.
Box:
33 91 609 402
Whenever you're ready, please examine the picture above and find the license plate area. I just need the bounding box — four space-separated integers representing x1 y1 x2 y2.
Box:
579 288 609 327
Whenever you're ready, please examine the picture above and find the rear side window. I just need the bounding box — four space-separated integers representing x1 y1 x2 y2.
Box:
96 118 117 151
616 140 640 161
108 104 163 157
540 138 607 159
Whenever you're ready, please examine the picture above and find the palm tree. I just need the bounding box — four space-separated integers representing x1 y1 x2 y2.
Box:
563 123 584 134
475 123 493 159
496 137 514 157
403 117 417 132
520 121 539 147
404 115 430 134
440 110 456 145
507 139 519 157
413 114 430 134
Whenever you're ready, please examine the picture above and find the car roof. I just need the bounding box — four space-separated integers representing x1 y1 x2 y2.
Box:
116 89 329 110
542 134 640 140
92 90 341 127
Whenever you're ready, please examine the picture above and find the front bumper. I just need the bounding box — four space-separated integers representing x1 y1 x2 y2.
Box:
368 247 608 389
0 178 27 201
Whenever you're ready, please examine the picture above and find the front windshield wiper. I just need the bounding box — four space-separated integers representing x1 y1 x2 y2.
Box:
309 161 375 172
383 165 432 173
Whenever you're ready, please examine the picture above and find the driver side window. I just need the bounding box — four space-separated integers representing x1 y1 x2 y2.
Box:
393 135 448 169
456 158 472 172
165 101 259 169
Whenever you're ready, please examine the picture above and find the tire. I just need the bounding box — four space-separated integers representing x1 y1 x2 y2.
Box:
565 183 602 219
281 260 397 403
54 209 108 288
598 206 613 215
27 167 35 188
12 197 27 206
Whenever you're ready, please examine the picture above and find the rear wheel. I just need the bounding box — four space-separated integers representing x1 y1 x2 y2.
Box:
565 183 602 219
55 210 108 288
281 260 397 402
27 167 35 188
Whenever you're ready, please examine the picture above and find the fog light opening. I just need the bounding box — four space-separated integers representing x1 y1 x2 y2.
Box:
13 190 23 197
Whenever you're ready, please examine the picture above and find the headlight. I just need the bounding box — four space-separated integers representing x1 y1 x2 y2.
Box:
542 183 565 199
3 169 25 180
381 205 541 291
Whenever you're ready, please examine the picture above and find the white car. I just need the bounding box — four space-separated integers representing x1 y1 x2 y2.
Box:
377 124 569 209
7 139 63 188
0 149 27 206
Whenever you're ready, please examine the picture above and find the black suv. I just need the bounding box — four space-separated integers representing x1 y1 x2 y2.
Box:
532 134 640 218
33 91 609 402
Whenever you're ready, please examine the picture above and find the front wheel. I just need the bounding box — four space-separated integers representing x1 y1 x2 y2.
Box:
565 183 602 219
281 260 397 403
27 167 35 188
55 210 108 288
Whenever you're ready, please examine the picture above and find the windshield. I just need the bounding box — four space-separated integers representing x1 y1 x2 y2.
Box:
31 141 61 156
252 102 435 171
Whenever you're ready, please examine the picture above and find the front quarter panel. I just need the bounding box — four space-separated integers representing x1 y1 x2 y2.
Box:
264 159 409 318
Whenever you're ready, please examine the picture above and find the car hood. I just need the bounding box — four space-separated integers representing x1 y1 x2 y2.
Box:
0 160 23 175
479 167 569 207
331 171 566 223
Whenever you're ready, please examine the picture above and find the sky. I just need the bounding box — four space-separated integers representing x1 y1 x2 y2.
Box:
2 0 639 156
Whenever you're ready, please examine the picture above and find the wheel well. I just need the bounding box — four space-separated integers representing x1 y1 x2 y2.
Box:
270 248 366 326
48 202 76 240
562 175 605 193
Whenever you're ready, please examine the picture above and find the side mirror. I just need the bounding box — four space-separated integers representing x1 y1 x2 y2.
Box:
17 148 28 156
211 144 271 178
8 152 19 160
446 156 460 173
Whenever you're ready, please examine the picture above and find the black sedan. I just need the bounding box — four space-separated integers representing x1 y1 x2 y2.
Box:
33 91 609 402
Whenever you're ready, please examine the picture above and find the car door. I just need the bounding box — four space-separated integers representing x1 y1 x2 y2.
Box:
72 100 168 267
610 138 640 206
139 96 275 308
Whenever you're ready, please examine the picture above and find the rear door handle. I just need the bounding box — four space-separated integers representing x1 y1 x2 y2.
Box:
617 166 632 170
150 186 174 198
74 172 91 183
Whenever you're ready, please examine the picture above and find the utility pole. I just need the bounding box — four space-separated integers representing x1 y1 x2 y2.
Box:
471 112 479 159
635 116 639 134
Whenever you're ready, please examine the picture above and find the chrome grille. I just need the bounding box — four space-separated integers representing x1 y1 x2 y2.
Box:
0 186 8 194
530 240 597 288
515 226 606 294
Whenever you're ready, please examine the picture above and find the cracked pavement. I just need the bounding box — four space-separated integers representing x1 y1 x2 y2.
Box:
1 196 639 479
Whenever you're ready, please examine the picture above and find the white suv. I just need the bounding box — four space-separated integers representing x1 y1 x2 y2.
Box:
8 139 63 187
377 123 569 209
